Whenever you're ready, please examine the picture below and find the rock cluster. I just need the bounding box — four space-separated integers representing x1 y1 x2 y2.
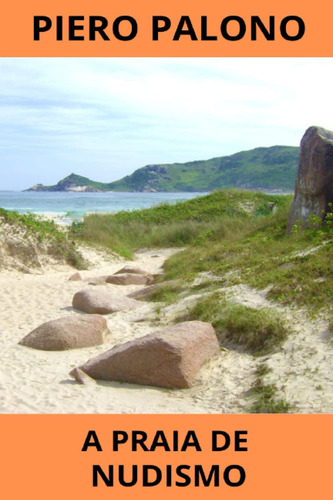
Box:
19 263 219 390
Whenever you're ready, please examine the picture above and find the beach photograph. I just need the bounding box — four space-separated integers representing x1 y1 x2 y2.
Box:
0 57 332 414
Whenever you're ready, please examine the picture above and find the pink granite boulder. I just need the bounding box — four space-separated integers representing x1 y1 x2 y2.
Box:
72 288 143 314
19 315 109 351
71 321 219 389
106 273 154 285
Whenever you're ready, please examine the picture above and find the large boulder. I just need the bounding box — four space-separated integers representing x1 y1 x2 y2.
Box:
72 288 143 314
287 126 333 232
19 315 108 351
71 321 219 389
106 273 154 285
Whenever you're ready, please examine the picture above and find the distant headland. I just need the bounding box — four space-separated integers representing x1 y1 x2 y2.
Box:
25 145 299 193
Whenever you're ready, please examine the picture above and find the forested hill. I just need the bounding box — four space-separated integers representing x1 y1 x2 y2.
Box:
25 145 299 192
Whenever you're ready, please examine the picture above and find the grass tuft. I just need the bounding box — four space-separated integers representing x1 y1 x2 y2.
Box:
248 364 290 413
144 283 186 304
178 292 288 355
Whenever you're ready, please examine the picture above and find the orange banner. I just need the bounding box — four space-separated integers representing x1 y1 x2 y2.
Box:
0 0 332 56
1 414 332 499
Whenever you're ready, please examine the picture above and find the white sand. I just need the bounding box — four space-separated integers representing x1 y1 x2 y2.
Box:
0 244 332 414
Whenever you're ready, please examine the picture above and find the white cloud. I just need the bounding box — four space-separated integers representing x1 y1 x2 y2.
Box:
0 58 332 189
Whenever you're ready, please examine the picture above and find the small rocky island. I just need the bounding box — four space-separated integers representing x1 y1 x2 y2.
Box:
26 173 104 192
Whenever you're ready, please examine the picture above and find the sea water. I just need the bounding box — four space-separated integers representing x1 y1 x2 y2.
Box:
0 191 208 224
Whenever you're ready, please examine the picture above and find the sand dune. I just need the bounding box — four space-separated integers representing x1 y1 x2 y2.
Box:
0 243 332 414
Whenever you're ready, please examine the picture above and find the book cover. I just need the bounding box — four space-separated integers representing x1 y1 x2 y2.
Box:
0 1 332 498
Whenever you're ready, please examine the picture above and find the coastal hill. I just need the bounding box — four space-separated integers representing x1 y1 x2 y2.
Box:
25 145 299 192
26 173 106 193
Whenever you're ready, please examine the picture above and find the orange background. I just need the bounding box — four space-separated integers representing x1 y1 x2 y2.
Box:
1 414 332 499
0 0 332 56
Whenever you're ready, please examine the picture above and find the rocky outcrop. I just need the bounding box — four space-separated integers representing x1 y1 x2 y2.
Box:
71 321 219 389
106 273 154 286
19 315 108 351
72 289 143 314
287 126 333 232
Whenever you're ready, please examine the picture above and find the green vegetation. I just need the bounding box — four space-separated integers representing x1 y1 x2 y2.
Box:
25 145 299 192
177 292 288 355
162 199 333 312
72 187 332 313
0 208 86 269
109 145 299 192
72 190 290 255
144 283 186 305
248 365 290 413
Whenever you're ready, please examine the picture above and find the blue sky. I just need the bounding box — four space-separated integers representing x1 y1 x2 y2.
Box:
0 57 333 190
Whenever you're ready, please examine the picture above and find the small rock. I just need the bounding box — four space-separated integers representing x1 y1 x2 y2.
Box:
106 273 154 286
279 262 295 271
69 272 82 281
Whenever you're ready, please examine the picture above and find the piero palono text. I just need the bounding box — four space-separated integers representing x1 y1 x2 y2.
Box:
33 14 305 43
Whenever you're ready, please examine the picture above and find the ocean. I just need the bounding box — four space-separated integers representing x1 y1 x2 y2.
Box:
0 191 208 224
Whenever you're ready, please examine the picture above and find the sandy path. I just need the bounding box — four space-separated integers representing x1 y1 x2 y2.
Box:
0 245 331 414
225 284 333 413
0 246 256 414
